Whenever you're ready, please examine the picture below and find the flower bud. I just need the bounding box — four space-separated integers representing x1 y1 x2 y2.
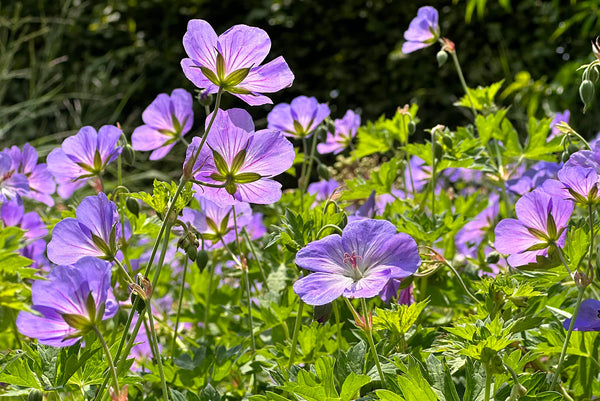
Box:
130 293 146 314
486 251 500 264
567 143 579 155
325 118 336 136
433 143 444 161
561 151 570 163
589 66 600 84
126 198 140 217
579 79 595 110
442 135 453 150
196 89 213 107
317 164 330 180
407 120 416 135
313 302 333 323
196 249 209 272
122 145 135 166
28 390 43 401
436 49 448 67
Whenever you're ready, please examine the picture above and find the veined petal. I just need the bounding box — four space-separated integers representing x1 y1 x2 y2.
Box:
295 234 347 275
293 272 353 306
150 143 177 160
494 218 544 258
181 58 220 91
182 19 218 72
96 125 122 165
142 93 175 129
239 129 294 176
132 126 171 151
234 179 284 205
47 218 103 264
343 267 392 299
47 148 87 179
238 56 294 95
171 88 194 134
76 193 118 241
402 41 430 54
267 103 295 134
16 308 80 347
216 24 270 73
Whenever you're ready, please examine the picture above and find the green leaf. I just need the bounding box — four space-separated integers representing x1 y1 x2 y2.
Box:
373 300 428 339
426 355 459 401
0 353 42 389
200 384 220 401
376 390 406 401
315 356 338 398
340 372 370 401
129 180 194 217
454 80 504 113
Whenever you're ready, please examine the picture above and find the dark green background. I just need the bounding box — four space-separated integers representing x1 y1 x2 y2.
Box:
3 0 600 154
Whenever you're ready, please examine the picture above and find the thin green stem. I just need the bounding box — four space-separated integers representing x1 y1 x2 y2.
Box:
242 265 256 352
588 203 595 280
449 49 477 120
550 286 586 390
171 256 188 360
113 258 133 285
555 244 574 280
93 326 119 399
117 152 122 187
204 261 214 337
316 224 344 238
360 298 386 389
484 365 493 401
146 308 169 401
304 131 319 193
300 137 309 209
430 129 437 224
444 261 480 303
333 300 343 356
241 229 269 291
288 299 305 369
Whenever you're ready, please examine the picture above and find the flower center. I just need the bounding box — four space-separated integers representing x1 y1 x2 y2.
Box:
343 251 363 280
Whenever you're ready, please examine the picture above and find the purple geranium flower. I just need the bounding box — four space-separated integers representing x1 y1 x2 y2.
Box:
47 126 122 198
132 89 194 160
307 179 339 202
4 144 56 206
402 6 440 54
293 219 421 305
317 110 361 155
1 201 48 269
0 152 29 202
181 195 255 249
494 188 573 267
47 193 121 265
549 110 570 140
456 195 499 259
267 96 330 138
562 299 600 331
183 108 294 205
16 257 118 346
181 20 294 106
506 161 561 196
543 166 600 205
565 141 600 173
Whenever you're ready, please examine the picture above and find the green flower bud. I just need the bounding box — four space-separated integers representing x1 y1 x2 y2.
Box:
196 249 209 272
436 49 448 67
442 135 453 150
433 143 443 161
130 293 146 314
486 251 500 264
567 143 579 155
28 390 43 401
325 119 336 136
589 66 600 84
407 120 416 135
317 164 330 180
561 151 570 163
579 79 595 109
122 145 135 166
126 198 140 217
313 302 333 323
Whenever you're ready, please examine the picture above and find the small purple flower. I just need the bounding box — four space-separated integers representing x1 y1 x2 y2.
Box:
0 152 29 202
402 6 440 54
47 193 121 265
267 96 330 138
379 279 413 304
405 156 431 193
181 20 294 106
494 189 573 267
317 110 360 155
307 179 339 202
181 195 255 249
543 166 600 205
456 195 499 259
183 108 294 205
562 299 600 331
4 144 56 206
293 219 421 306
132 89 194 160
565 141 600 173
47 126 122 198
549 110 570 139
506 161 561 196
1 201 48 269
16 257 118 346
